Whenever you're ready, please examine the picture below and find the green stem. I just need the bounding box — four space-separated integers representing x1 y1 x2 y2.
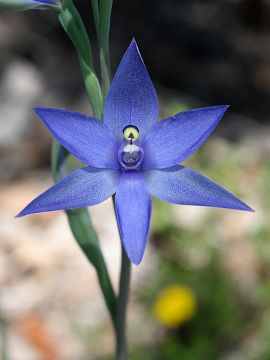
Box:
91 0 113 99
58 0 103 118
116 245 131 360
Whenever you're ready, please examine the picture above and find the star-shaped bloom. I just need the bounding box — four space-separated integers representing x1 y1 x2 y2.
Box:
18 40 253 265
0 0 58 11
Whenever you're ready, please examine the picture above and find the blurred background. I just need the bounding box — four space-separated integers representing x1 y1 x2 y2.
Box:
0 0 269 359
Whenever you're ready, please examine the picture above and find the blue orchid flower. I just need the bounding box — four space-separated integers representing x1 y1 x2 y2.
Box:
0 0 58 11
17 40 253 265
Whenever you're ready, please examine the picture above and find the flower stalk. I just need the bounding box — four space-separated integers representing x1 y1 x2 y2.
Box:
116 245 131 360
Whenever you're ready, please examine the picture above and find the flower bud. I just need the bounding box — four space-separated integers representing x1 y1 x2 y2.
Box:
0 0 58 11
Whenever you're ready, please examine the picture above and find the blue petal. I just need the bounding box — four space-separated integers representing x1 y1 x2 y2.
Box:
143 105 229 169
32 0 57 8
17 167 120 217
33 0 56 4
103 39 158 140
115 171 152 265
0 0 57 10
143 166 253 211
35 108 120 169
34 0 55 3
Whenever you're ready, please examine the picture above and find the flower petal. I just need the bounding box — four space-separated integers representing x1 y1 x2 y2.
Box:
0 0 56 10
115 171 152 265
35 108 120 169
33 0 55 3
103 39 158 140
17 167 120 217
143 105 229 169
143 165 253 211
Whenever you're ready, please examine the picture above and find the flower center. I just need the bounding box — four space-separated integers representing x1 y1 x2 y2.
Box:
118 142 144 170
118 125 144 170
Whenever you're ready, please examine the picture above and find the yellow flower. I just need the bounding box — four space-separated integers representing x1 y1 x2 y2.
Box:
153 285 197 327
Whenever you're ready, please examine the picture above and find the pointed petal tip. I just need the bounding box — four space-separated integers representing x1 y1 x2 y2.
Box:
15 208 28 218
15 205 38 218
131 37 137 45
221 104 230 112
124 38 144 64
217 198 254 212
121 232 148 265
34 107 51 116
122 237 147 265
34 107 51 119
34 106 41 114
127 38 141 57
120 233 145 265
211 104 230 114
240 203 255 212
132 260 141 266
221 104 230 111
230 196 254 213
129 253 143 266
35 107 65 116
205 104 230 116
